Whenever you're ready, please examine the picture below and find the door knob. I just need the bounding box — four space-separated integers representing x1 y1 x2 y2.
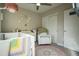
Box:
64 30 66 32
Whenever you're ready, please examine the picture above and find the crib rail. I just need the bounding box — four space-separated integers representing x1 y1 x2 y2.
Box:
0 32 35 56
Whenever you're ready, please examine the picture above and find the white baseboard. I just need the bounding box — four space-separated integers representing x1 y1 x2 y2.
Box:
56 43 64 47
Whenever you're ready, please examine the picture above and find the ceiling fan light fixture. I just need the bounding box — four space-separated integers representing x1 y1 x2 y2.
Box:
36 3 40 6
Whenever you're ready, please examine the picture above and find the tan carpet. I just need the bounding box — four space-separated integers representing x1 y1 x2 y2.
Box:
35 44 66 56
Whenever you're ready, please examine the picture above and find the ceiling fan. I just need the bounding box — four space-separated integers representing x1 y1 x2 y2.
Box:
0 3 18 13
32 3 52 10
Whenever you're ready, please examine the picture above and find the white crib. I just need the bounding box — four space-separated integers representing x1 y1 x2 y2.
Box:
0 32 35 56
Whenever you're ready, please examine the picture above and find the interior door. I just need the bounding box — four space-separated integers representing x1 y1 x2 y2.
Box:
64 9 79 51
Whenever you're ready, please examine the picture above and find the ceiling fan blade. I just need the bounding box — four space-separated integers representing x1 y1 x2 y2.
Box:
40 3 52 6
31 3 35 4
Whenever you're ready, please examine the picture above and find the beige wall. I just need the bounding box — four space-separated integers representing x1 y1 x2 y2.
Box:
1 7 42 32
42 4 72 46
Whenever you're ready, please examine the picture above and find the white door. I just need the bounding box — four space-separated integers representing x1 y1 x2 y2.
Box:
42 13 57 43
64 9 79 51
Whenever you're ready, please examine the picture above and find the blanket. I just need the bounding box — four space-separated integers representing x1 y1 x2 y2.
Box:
10 37 25 56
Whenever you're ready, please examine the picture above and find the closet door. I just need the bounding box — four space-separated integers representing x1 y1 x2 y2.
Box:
64 9 79 51
42 13 57 43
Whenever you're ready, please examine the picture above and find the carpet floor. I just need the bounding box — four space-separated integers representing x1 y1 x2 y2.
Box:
35 44 66 56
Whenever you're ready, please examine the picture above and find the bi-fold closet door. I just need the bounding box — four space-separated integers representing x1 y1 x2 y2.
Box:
42 13 58 44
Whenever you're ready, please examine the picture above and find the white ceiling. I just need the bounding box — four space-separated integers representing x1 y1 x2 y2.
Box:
17 3 62 14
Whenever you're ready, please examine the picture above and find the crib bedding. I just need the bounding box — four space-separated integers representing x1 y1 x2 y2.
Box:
9 37 25 56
